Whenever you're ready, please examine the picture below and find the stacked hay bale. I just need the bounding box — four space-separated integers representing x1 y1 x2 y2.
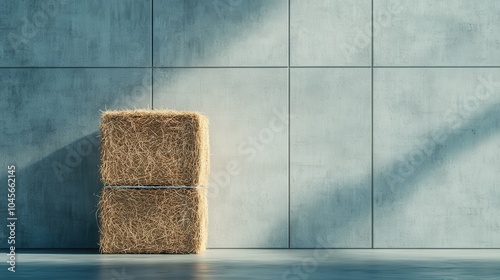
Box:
98 110 209 254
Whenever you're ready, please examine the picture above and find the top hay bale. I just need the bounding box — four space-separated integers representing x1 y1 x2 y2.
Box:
100 110 209 186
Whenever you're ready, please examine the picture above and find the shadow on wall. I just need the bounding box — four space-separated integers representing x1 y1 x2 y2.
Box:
153 0 286 66
0 132 102 248
0 0 284 249
0 67 153 249
288 100 500 249
2 0 500 251
375 103 500 208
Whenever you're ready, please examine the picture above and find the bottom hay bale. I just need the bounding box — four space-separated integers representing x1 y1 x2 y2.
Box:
98 187 207 254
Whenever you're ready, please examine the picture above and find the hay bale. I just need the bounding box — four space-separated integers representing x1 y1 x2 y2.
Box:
98 187 207 254
100 110 209 186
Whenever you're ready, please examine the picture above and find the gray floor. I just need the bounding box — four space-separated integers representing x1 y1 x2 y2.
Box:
3 249 500 279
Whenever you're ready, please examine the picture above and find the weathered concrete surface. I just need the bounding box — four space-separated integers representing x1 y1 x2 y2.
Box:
0 68 151 248
0 0 151 67
374 68 500 247
374 0 500 66
154 68 288 248
1 0 500 250
291 0 372 66
290 68 372 248
153 0 287 66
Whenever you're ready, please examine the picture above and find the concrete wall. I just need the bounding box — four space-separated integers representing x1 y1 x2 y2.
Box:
0 0 499 248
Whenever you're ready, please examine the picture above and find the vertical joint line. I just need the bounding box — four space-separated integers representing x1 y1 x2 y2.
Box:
287 0 291 249
370 0 374 249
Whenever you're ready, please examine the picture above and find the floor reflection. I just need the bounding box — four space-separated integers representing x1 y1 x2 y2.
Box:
3 249 500 279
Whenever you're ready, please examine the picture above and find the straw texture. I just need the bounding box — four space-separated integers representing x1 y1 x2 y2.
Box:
100 110 209 187
98 187 208 254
